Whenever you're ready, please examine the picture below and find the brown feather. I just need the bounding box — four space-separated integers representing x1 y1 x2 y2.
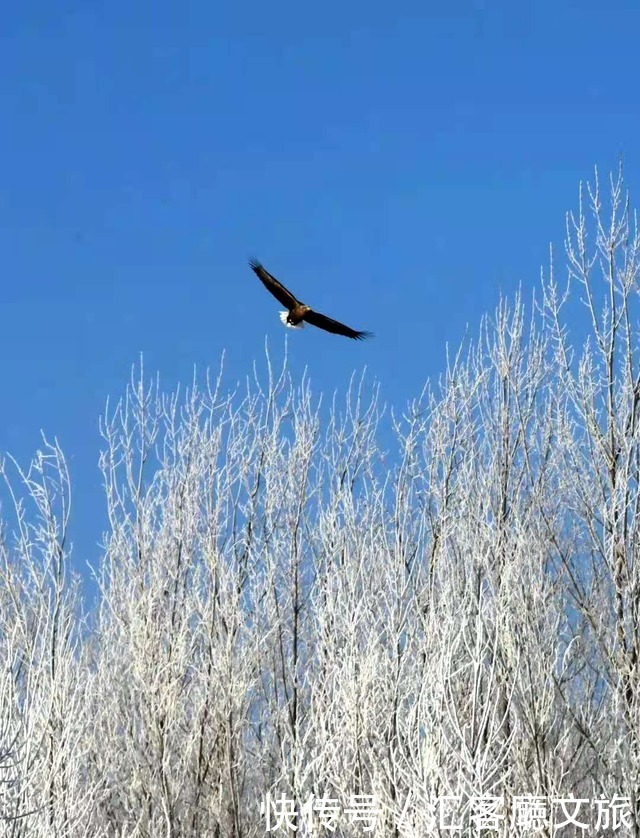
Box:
249 259 299 309
303 309 373 340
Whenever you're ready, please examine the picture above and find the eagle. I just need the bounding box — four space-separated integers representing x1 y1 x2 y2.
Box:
249 259 373 341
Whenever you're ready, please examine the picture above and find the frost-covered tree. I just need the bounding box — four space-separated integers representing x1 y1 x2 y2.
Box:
1 166 640 836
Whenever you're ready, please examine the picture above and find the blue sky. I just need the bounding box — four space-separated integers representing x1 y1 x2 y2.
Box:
2 0 640 579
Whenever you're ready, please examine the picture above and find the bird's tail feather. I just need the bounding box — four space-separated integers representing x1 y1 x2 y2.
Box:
279 311 304 329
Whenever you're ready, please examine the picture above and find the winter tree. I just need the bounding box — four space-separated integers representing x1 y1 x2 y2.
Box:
1 166 639 836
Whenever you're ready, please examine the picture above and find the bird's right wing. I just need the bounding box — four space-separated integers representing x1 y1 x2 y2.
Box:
304 309 373 340
249 259 299 309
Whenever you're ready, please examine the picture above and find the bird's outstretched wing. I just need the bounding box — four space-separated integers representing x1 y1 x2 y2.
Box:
249 259 299 309
304 309 373 340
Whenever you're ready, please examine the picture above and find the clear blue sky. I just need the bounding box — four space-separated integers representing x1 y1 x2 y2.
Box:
2 0 639 577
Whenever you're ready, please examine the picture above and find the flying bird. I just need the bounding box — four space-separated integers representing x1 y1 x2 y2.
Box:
249 259 373 341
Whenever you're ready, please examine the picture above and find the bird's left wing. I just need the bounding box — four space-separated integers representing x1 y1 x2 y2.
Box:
304 309 373 340
249 259 299 309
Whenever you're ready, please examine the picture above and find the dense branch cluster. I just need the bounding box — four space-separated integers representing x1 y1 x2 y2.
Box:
2 169 640 836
